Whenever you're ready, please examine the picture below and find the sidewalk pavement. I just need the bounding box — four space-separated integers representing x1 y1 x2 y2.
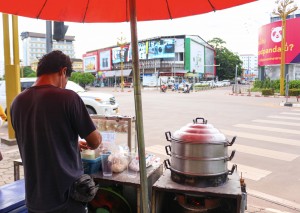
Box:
229 92 300 108
0 124 299 212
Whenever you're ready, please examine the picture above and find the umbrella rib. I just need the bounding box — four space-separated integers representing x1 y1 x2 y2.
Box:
36 0 48 19
82 0 90 22
165 0 173 19
126 0 128 22
207 0 216 12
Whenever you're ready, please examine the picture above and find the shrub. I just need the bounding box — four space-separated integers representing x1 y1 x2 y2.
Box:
261 88 274 96
289 80 300 89
271 80 280 90
289 88 300 96
253 80 262 89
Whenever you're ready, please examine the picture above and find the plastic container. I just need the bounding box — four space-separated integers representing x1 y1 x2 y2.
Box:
81 149 96 160
82 156 103 174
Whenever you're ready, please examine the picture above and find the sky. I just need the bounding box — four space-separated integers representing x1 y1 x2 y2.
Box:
0 0 282 61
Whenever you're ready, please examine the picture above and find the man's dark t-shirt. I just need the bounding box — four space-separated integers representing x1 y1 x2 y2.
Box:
10 85 96 212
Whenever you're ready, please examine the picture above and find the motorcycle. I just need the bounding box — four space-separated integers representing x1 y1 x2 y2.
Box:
160 85 167 93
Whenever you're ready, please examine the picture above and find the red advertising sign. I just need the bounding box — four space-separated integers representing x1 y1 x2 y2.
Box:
258 18 300 66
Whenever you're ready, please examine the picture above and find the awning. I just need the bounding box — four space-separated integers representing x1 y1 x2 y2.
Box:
185 73 197 77
159 71 187 77
103 69 132 77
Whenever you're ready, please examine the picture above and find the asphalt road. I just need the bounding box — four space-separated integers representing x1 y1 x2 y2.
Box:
89 85 300 212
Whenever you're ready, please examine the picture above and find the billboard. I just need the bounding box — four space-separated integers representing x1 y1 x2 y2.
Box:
99 49 111 70
127 41 148 61
83 52 98 72
258 18 300 66
205 47 215 75
190 39 205 73
148 38 175 59
112 45 130 64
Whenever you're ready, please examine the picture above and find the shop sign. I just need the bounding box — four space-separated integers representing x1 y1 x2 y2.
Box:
258 18 300 66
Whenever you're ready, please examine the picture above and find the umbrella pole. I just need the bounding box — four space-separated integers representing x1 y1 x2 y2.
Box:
129 0 149 212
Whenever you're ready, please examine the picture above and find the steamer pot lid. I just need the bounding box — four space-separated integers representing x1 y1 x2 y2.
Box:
186 117 214 129
173 130 227 143
185 123 214 129
179 126 220 134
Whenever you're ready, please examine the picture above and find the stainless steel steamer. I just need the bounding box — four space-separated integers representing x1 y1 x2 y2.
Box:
164 117 237 186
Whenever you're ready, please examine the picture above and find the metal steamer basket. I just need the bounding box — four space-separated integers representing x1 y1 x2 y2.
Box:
164 117 237 187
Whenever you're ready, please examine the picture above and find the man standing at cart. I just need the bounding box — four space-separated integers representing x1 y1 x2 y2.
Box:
11 50 102 213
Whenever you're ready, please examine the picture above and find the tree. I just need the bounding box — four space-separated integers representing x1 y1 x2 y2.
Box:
208 37 243 80
69 72 95 88
21 66 36 78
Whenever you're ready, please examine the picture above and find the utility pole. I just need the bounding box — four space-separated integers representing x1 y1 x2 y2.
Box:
46 21 52 53
235 65 238 94
248 56 251 96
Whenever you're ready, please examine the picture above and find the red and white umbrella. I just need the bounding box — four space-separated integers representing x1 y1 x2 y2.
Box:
0 0 257 212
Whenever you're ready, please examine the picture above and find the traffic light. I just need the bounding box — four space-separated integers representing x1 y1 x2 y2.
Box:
53 21 68 41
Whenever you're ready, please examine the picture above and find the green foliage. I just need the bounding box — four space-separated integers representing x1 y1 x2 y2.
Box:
261 89 274 96
27 73 37 77
253 79 262 88
253 79 300 91
22 66 36 77
194 84 209 88
208 37 243 80
289 89 300 96
289 80 300 89
271 80 280 90
69 72 95 88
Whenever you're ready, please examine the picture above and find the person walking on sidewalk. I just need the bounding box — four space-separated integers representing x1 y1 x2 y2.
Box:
10 50 102 213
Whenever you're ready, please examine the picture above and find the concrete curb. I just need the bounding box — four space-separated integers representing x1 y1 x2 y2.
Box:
229 93 300 107
280 101 300 107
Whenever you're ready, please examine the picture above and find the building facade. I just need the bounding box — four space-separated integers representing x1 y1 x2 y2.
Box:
83 35 215 87
239 54 258 81
20 32 76 66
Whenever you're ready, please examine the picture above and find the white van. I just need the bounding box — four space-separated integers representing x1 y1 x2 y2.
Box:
0 78 119 115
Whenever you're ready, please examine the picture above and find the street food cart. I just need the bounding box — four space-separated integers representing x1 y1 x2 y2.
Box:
84 116 247 212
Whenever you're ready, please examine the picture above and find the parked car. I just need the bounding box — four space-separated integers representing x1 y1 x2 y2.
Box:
222 80 231 86
0 78 119 115
214 81 226 87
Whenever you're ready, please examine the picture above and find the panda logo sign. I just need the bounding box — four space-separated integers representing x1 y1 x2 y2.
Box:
271 27 282 43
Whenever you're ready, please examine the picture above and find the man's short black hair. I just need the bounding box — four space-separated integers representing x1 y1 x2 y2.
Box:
37 50 73 77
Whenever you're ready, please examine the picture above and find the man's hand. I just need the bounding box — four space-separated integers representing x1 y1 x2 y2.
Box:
79 140 90 152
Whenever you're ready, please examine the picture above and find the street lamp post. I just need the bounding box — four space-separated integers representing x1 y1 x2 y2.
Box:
235 65 238 94
248 56 251 96
117 33 126 92
273 0 298 96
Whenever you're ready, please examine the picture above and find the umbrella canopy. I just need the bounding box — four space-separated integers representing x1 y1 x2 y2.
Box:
0 1 257 212
0 0 256 22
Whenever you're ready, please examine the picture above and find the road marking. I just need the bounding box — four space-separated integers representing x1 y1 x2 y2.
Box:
248 189 300 211
229 162 271 181
229 144 298 161
220 129 300 147
252 119 300 127
146 145 168 157
268 115 300 121
280 112 300 116
234 124 300 135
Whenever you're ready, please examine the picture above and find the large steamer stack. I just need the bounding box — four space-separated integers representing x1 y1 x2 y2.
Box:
151 117 247 213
